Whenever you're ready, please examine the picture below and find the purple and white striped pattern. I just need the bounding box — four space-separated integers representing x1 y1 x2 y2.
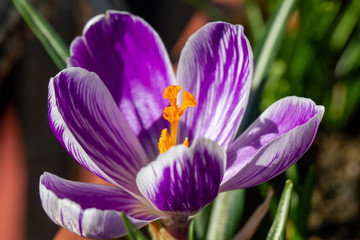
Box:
41 11 324 239
49 67 149 195
40 172 159 239
220 97 324 191
68 11 175 161
136 138 226 214
177 22 253 149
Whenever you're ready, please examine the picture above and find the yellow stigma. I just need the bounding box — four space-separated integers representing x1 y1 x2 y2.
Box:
158 85 196 154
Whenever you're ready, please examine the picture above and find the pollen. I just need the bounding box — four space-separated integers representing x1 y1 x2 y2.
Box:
183 137 189 147
158 129 171 154
158 85 197 153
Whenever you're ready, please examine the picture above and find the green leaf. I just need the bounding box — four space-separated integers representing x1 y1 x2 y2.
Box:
192 203 212 240
239 0 297 132
246 0 265 43
330 0 360 51
296 165 315 238
206 189 245 240
121 212 148 240
12 0 69 70
188 219 195 240
258 182 278 220
285 164 299 187
266 180 293 240
335 33 360 77
252 0 297 86
286 164 299 229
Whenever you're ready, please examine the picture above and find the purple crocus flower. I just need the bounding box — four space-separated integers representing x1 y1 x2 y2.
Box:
40 11 324 239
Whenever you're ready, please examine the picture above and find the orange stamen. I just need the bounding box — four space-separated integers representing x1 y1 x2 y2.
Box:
183 137 189 147
158 85 197 153
158 129 171 154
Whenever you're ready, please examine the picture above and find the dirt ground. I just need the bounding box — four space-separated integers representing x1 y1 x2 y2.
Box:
309 131 360 240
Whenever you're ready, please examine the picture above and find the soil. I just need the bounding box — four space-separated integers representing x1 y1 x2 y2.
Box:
309 131 360 239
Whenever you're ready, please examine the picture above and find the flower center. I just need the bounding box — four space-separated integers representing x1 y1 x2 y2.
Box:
158 85 197 154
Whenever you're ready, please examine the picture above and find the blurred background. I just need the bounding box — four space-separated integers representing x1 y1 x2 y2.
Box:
0 0 359 239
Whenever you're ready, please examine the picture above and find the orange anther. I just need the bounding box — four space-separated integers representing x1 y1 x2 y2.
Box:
158 85 197 153
163 85 182 107
163 106 180 123
179 91 197 113
158 129 172 154
183 138 189 147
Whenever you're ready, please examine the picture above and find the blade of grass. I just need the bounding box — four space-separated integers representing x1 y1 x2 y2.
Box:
192 203 212 240
239 0 297 132
206 189 245 240
285 164 299 187
188 219 195 240
286 164 299 230
246 0 265 43
335 33 360 77
266 180 293 240
330 0 360 51
121 212 148 240
12 0 69 69
259 182 278 220
252 0 297 87
296 165 315 238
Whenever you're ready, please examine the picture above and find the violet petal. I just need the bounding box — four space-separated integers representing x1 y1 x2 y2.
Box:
136 138 226 214
39 172 160 239
68 11 175 160
220 97 324 191
49 67 149 195
177 22 253 148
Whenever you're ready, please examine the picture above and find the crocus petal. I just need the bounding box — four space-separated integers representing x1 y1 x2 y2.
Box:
68 11 175 160
49 67 149 195
220 97 324 191
40 172 160 239
136 138 226 214
177 22 253 148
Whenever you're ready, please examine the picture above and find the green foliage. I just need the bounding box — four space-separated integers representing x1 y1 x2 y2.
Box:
258 0 360 130
188 219 195 240
284 164 316 240
12 0 69 70
206 190 245 240
295 165 316 239
266 180 293 240
191 203 213 240
121 212 148 240
259 182 278 220
239 0 297 132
